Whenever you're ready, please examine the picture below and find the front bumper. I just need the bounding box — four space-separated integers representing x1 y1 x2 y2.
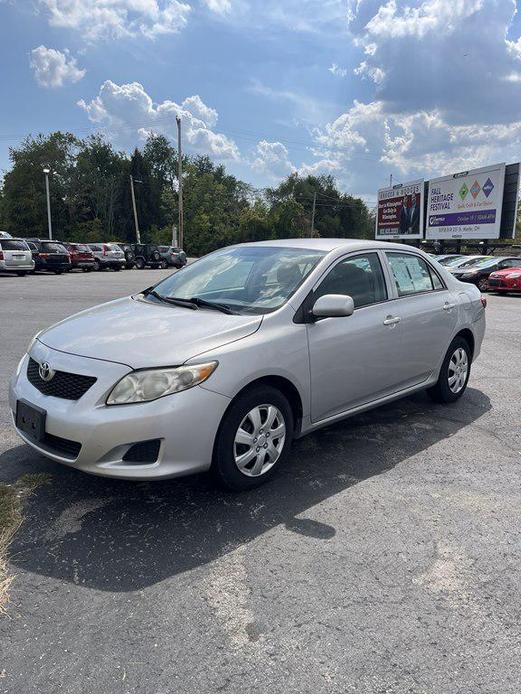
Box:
9 342 231 480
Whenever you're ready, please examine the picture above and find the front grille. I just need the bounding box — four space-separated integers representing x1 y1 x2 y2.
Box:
27 358 97 400
42 433 81 459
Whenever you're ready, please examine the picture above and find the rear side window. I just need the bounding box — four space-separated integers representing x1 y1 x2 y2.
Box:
386 252 443 296
0 240 29 250
315 252 387 309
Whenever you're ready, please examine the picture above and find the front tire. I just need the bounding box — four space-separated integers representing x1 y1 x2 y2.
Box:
212 385 293 491
478 277 488 292
135 257 145 270
16 271 27 277
428 336 471 404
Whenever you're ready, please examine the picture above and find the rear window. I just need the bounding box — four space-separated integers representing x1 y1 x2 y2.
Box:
75 244 90 252
89 244 102 251
41 242 67 253
0 240 29 251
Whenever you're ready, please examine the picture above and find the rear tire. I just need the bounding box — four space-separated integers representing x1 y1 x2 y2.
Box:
212 385 293 491
428 336 472 404
113 266 121 272
135 257 145 270
55 270 63 275
16 271 27 277
94 259 102 271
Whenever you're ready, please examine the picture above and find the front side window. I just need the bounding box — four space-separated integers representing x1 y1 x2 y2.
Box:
386 252 442 296
314 253 387 308
150 246 326 314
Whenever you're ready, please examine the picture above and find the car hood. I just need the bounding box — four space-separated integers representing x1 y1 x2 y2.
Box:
38 295 262 369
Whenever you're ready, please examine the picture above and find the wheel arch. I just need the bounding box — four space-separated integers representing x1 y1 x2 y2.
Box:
454 328 475 360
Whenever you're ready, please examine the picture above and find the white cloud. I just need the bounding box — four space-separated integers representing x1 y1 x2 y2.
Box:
252 140 296 180
203 0 232 14
348 0 521 123
40 0 191 41
30 45 85 88
328 63 348 77
78 80 240 160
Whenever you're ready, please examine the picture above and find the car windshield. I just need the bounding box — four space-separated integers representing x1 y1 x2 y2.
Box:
450 256 489 268
147 246 326 314
462 257 499 269
438 255 464 265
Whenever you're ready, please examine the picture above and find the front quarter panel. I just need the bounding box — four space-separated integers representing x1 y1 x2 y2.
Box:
193 313 311 420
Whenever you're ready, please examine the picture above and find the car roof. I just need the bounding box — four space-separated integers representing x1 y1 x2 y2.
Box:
237 238 420 253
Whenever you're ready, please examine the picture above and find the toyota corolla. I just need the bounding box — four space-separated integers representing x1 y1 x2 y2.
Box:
10 239 486 491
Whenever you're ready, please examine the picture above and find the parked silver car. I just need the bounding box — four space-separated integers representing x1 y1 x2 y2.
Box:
87 243 126 271
0 237 34 275
10 239 486 490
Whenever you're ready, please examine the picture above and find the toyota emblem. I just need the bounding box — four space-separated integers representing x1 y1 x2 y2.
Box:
39 361 55 382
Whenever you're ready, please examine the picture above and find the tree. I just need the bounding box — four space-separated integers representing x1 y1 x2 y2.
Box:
2 132 78 238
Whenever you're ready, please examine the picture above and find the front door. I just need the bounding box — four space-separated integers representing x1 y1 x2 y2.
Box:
307 252 403 423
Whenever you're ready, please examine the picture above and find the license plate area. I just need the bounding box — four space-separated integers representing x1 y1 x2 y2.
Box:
16 399 46 442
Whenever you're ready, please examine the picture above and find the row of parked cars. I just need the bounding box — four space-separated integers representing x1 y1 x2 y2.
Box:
0 232 187 276
428 253 521 294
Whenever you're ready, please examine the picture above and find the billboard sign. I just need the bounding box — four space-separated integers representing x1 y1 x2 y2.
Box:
426 163 506 240
376 179 424 240
375 178 424 240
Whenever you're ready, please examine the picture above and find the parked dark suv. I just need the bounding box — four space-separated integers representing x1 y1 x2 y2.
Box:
130 243 163 269
26 239 71 274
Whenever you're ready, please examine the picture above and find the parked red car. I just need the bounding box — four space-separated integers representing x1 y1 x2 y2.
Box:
487 265 521 293
61 242 95 272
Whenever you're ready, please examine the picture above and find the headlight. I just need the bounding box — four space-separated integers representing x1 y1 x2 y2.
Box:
506 272 521 279
106 362 218 405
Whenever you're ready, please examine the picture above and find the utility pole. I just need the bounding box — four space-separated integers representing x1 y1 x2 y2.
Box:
43 167 53 239
129 174 141 244
389 173 393 187
176 115 184 249
310 191 317 236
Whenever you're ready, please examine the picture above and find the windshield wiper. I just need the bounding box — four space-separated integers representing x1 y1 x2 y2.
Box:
142 288 198 310
188 297 235 314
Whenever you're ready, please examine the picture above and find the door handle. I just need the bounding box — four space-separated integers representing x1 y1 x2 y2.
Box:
383 315 401 326
443 302 456 311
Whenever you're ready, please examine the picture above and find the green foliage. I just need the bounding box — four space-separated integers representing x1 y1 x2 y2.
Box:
0 131 374 254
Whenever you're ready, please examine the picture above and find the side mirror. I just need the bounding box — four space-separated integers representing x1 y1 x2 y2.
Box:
311 294 355 319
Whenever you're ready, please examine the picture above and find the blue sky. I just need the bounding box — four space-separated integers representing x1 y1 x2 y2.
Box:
1 0 521 202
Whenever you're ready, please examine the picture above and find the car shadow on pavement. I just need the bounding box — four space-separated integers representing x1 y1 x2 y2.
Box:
3 387 491 593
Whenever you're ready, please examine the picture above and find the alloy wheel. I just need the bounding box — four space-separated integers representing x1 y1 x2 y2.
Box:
448 347 468 394
233 404 286 477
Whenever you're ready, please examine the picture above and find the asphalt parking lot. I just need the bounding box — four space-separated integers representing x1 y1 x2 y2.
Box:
1 270 520 693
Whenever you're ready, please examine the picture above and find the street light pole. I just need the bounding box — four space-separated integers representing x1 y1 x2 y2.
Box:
176 115 184 250
310 191 317 236
43 167 53 240
129 174 141 244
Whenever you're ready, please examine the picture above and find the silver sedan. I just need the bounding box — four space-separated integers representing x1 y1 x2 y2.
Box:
10 239 486 491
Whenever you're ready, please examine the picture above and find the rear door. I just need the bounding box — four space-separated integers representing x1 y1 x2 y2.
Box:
0 239 32 266
106 244 125 259
383 251 458 384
